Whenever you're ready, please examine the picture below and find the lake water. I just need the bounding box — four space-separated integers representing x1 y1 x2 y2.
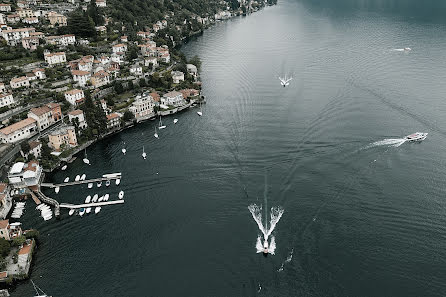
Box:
12 0 446 296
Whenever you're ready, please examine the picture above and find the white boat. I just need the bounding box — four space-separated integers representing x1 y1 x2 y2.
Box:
279 75 293 87
86 207 91 214
88 183 93 189
64 177 69 183
116 178 121 185
75 175 80 181
97 181 102 188
159 116 166 129
104 193 109 201
85 195 91 203
31 279 50 297
95 206 101 214
55 187 60 194
154 126 159 139
69 209 75 216
122 148 127 155
118 190 124 199
98 196 104 202
142 146 147 160
106 180 111 187
174 119 178 124
80 174 86 181
404 47 412 51
79 208 85 216
197 102 203 116
83 149 90 165
61 165 67 170
405 132 427 142
92 194 98 202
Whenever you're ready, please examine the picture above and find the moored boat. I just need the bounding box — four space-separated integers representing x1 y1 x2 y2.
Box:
80 174 86 181
69 209 75 216
104 193 109 201
79 208 85 216
97 181 102 188
118 190 124 199
75 175 80 181
106 180 111 187
115 179 121 185
85 195 91 203
86 207 91 214
64 177 69 183
92 194 98 202
55 187 59 194
61 165 67 170
88 183 93 188
95 206 101 214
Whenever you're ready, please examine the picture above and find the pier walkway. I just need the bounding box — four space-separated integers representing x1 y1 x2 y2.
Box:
60 200 124 209
40 173 121 188
34 190 60 217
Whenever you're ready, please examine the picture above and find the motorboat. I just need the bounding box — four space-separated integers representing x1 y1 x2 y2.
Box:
159 116 166 129
404 132 427 142
61 165 67 170
263 239 269 255
80 174 86 181
88 183 93 189
83 149 90 165
122 148 127 155
116 179 121 185
31 279 50 297
106 180 111 187
92 194 98 202
64 177 69 183
98 196 104 202
85 195 91 203
174 119 178 124
142 146 147 160
279 76 293 87
154 126 159 139
118 190 124 199
79 208 85 216
97 181 102 188
197 102 203 116
104 194 109 201
404 47 412 51
75 175 80 182
95 206 101 214
69 209 75 216
55 187 60 194
86 207 91 214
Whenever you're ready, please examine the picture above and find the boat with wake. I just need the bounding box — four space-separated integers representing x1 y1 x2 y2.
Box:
404 132 427 142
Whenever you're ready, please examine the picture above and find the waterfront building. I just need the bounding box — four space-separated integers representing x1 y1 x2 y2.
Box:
8 160 42 188
68 110 87 130
106 113 121 129
22 17 38 25
44 51 66 66
47 102 62 122
0 118 37 144
0 93 15 108
120 35 128 42
46 34 76 46
17 8 37 18
10 76 29 89
48 125 77 151
6 14 19 24
171 71 185 84
71 70 91 87
187 64 198 78
64 89 85 106
129 92 155 120
161 91 185 107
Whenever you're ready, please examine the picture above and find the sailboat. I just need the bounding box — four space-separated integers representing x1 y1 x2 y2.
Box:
83 149 90 165
173 119 178 124
197 102 203 116
154 126 159 139
122 142 126 155
31 279 50 297
61 165 67 170
159 115 166 129
142 146 147 160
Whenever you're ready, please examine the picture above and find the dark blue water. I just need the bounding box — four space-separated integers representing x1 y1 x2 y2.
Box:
12 1 446 296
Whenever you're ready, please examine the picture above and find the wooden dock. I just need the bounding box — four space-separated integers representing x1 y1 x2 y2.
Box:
59 199 124 209
41 173 121 188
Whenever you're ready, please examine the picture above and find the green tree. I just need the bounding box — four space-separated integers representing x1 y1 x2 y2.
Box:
67 10 96 38
20 142 30 155
87 0 105 26
11 235 26 247
0 238 10 257
114 81 124 94
123 110 135 122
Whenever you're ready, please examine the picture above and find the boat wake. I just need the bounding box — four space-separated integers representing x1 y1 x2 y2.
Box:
277 248 294 272
249 204 284 255
367 138 406 148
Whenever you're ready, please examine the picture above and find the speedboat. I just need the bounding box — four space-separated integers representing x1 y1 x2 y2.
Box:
83 158 90 165
55 187 60 194
118 190 124 199
64 177 69 183
106 180 111 187
154 126 159 139
263 239 268 255
92 194 98 202
85 195 91 203
69 209 75 216
80 174 86 181
95 206 101 214
104 194 109 201
404 47 412 51
122 148 127 155
97 181 102 188
88 183 93 189
61 165 67 170
86 207 91 214
79 208 85 216
75 175 80 182
142 146 146 160
98 196 104 202
404 132 427 142
159 116 166 129
173 119 178 124
115 179 121 185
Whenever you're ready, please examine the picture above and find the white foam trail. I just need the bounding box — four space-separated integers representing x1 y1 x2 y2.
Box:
392 48 405 51
256 236 263 253
269 236 276 255
249 204 284 255
368 138 406 148
277 248 293 272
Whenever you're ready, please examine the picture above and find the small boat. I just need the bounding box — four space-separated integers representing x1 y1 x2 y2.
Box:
79 208 85 216
75 175 80 182
173 119 178 124
80 174 86 181
64 177 69 183
104 194 109 201
83 149 90 165
88 183 93 189
98 196 104 202
95 206 101 214
404 132 428 142
142 146 147 160
106 180 111 187
97 181 102 188
61 165 67 170
31 279 50 297
197 102 203 116
86 207 91 214
118 190 124 199
92 194 98 202
122 148 127 155
85 195 91 203
69 209 75 216
263 239 269 255
115 178 121 185
404 47 412 51
159 116 166 129
55 187 60 194
154 126 159 139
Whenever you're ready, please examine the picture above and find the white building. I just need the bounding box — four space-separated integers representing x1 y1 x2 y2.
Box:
10 76 29 89
130 64 143 76
106 113 121 129
91 70 110 87
187 64 198 77
8 161 42 188
64 89 85 105
32 68 45 80
0 93 15 108
1 27 34 46
71 70 91 87
112 43 127 54
28 106 54 131
144 57 158 67
46 34 76 46
129 92 154 120
44 52 66 66
96 0 106 7
0 118 37 144
0 4 11 12
161 91 185 107
171 71 185 84
68 109 87 130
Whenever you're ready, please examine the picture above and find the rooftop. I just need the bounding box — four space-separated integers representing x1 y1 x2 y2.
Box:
0 219 8 229
68 109 83 116
0 118 36 135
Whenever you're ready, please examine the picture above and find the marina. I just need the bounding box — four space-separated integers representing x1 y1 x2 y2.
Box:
40 173 121 188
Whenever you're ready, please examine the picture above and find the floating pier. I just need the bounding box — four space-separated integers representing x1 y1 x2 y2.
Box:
60 200 124 209
40 173 122 188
